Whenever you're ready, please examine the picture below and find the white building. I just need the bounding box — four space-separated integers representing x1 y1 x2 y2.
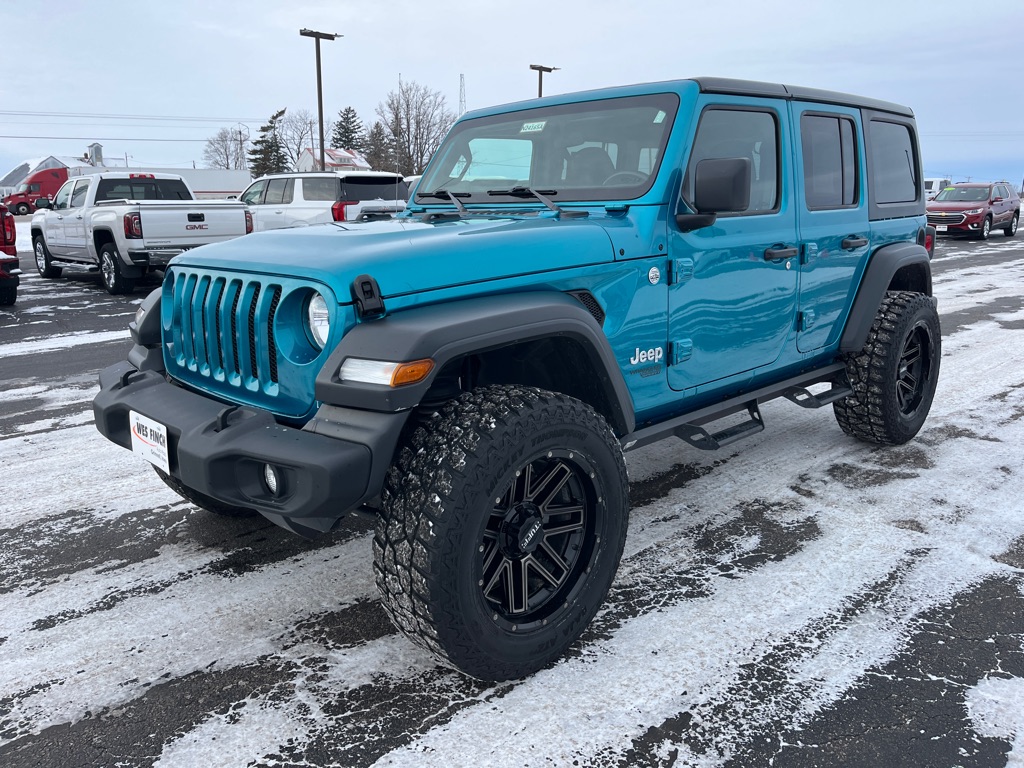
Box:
295 147 371 172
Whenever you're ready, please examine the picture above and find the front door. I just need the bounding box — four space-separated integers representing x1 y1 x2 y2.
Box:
42 179 73 256
667 100 798 391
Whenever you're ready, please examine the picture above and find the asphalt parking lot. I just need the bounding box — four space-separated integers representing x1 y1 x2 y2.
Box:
1 230 1023 767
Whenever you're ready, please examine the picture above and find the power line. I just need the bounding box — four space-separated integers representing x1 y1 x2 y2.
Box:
0 135 209 143
0 110 263 123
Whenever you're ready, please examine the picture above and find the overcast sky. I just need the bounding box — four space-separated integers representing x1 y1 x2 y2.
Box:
3 0 1022 185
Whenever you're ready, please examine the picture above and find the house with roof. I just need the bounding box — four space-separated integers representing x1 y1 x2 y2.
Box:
295 147 371 172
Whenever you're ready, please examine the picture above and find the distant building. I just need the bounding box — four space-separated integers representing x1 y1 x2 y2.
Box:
0 150 103 197
295 147 371 172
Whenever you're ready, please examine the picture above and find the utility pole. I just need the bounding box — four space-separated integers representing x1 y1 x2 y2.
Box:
529 64 559 98
299 28 340 171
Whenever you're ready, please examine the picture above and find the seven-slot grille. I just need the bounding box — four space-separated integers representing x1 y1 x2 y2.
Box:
167 269 282 391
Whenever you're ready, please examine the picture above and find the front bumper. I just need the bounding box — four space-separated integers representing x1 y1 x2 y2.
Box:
93 361 403 536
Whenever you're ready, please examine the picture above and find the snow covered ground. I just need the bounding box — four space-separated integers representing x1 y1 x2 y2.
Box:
0 238 1023 766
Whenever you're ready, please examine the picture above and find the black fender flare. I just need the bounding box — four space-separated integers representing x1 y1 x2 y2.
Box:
314 291 636 436
839 241 933 353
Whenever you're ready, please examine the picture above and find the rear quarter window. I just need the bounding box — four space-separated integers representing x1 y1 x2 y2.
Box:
301 177 341 201
868 119 916 204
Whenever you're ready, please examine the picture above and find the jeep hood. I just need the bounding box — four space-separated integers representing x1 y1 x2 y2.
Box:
170 215 617 302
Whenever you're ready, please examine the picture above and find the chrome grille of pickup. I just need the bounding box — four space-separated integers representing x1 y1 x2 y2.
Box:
167 270 282 388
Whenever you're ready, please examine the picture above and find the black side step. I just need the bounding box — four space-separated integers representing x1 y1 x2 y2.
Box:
782 382 853 408
675 402 764 451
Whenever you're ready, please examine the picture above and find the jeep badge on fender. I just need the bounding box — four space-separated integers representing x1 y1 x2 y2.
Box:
94 77 939 682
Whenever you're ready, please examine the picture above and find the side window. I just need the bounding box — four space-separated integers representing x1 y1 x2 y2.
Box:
69 180 90 208
29 183 40 193
240 180 267 205
800 113 859 209
52 181 74 210
868 120 917 204
301 176 340 201
996 184 1010 199
264 178 294 205
685 107 779 213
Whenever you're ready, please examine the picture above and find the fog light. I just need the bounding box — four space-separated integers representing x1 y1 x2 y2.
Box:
264 463 280 495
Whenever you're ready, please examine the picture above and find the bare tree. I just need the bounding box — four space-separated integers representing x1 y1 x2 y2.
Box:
280 109 338 170
375 80 457 175
202 126 249 170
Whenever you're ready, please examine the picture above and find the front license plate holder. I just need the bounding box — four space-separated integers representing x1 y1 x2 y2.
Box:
129 410 170 473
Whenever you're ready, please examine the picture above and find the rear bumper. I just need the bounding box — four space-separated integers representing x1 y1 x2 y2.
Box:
0 257 20 285
93 361 400 536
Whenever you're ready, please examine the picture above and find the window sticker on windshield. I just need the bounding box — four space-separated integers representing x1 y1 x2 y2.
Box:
653 110 666 124
520 121 547 133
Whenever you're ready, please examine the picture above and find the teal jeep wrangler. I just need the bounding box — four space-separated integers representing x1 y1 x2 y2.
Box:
94 77 940 680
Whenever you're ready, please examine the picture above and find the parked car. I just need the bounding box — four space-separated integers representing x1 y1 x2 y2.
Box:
923 177 951 201
239 171 408 231
95 76 938 682
0 202 20 305
926 181 1020 239
31 172 253 294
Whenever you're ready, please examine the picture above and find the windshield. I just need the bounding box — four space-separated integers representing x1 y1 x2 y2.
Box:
417 93 679 203
933 186 989 202
15 183 29 194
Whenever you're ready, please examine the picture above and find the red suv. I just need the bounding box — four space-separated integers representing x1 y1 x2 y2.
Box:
926 181 1020 239
0 202 19 305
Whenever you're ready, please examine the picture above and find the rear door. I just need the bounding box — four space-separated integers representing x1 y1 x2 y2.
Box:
667 99 799 391
341 176 408 220
64 178 93 260
791 104 869 353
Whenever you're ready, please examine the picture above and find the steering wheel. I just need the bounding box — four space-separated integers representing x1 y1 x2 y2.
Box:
603 171 648 186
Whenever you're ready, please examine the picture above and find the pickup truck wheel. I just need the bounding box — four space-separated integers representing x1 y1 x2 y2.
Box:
0 286 15 306
834 291 940 445
1003 212 1018 237
100 243 136 295
977 216 991 240
14 203 30 216
34 236 62 279
153 467 258 518
373 385 629 681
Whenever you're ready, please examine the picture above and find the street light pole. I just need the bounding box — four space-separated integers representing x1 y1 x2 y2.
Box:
529 64 559 98
299 28 340 171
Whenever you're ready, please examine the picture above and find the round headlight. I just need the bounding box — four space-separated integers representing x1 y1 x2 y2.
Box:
307 292 331 349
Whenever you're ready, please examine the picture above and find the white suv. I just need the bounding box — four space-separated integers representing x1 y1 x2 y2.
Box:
239 171 409 231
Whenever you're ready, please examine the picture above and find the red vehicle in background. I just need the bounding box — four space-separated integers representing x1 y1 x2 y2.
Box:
2 167 69 216
0 202 19 305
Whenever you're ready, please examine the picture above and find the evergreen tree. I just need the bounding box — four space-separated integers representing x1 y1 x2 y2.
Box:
330 107 365 153
248 108 290 177
362 121 397 172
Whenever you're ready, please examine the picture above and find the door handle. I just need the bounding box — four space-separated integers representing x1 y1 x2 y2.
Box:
764 246 798 261
841 236 868 250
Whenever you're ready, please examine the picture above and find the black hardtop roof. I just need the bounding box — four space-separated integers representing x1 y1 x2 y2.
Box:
691 77 914 117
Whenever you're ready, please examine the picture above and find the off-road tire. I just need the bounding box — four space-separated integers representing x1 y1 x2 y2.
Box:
1004 212 1018 237
0 286 15 306
373 385 629 681
978 216 992 240
34 236 61 278
100 243 135 295
834 291 941 445
153 466 259 518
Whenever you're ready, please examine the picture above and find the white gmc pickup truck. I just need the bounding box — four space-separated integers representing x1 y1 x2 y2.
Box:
30 172 252 294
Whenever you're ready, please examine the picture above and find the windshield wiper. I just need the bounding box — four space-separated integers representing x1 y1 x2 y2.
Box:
487 186 560 212
418 190 469 213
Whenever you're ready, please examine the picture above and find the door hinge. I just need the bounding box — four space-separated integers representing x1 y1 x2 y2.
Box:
798 309 816 331
801 242 818 266
667 258 694 285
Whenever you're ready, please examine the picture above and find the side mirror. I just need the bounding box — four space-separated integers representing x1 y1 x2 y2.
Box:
34 197 52 210
675 156 752 233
